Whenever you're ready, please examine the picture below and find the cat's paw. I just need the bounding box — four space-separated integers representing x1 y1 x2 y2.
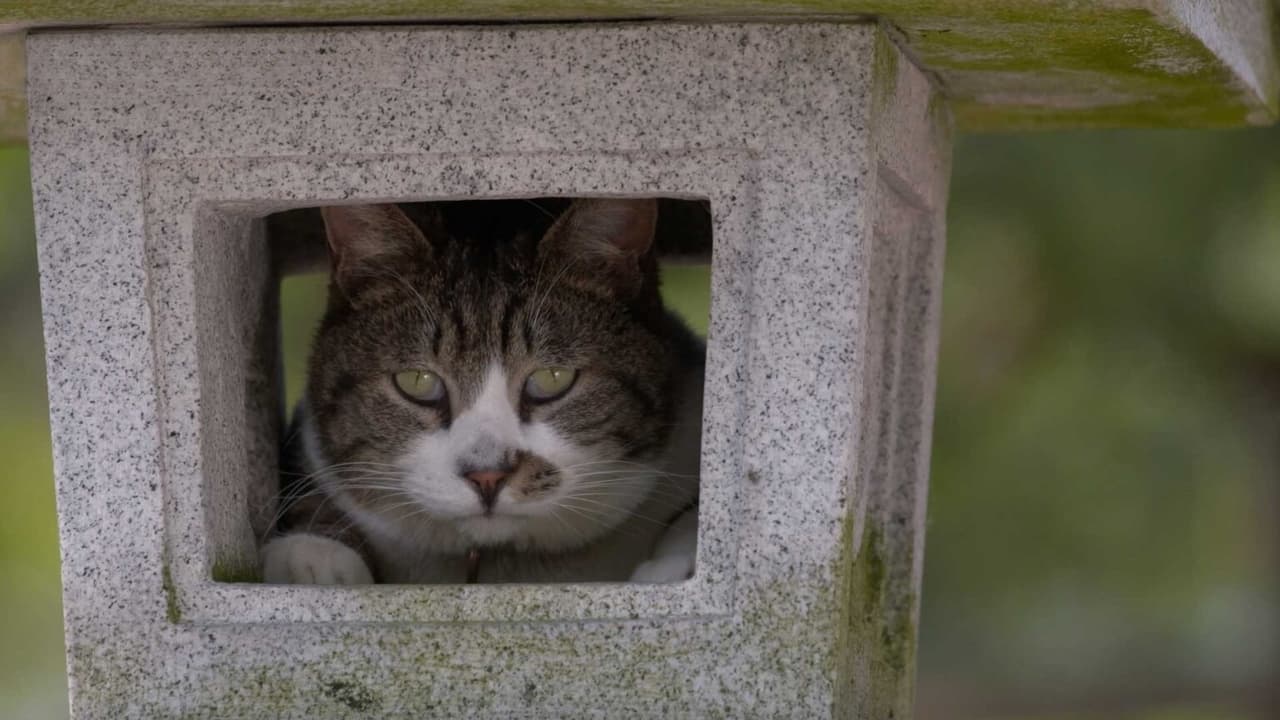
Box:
630 506 697 583
261 533 374 585
630 553 695 583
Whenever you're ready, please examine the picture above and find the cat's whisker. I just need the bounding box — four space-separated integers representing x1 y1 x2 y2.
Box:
272 479 407 542
556 463 700 480
560 495 671 519
264 463 411 546
280 422 307 453
562 475 692 486
568 477 696 493
372 493 426 514
554 459 679 473
278 462 404 487
521 199 557 220
557 497 674 528
312 477 406 484
567 483 694 501
311 465 405 477
552 503 661 543
560 485 696 505
553 468 681 480
528 251 589 335
547 504 633 546
567 489 684 502
550 503 615 532
545 505 582 540
380 267 440 336
275 479 396 500
260 494 324 544
567 473 691 484
307 460 402 470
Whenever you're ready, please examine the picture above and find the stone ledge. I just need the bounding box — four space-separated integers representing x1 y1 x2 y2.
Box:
1 0 1277 142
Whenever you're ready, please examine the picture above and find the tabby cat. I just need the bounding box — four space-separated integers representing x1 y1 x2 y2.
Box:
261 198 703 584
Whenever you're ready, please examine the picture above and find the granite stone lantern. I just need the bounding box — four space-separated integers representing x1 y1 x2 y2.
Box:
3 1 1276 717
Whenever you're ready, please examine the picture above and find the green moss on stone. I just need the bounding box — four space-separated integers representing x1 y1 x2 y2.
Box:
883 4 1276 129
834 515 919 716
872 31 901 116
161 563 182 623
321 679 381 712
210 558 262 584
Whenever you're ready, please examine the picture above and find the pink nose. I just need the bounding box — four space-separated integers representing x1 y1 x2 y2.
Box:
465 470 508 508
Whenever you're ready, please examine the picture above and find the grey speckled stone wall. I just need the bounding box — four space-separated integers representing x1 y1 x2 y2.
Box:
27 22 951 718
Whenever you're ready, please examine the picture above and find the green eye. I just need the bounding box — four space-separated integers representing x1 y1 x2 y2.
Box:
523 367 578 402
393 369 446 404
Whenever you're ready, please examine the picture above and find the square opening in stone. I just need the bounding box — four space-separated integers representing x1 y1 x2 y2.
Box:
243 197 712 586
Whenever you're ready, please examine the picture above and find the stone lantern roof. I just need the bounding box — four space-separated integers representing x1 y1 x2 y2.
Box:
1 1 1277 144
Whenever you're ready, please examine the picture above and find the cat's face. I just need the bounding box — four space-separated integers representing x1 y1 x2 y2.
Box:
306 200 683 552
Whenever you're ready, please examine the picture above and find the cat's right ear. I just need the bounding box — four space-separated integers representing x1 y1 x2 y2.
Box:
320 204 430 293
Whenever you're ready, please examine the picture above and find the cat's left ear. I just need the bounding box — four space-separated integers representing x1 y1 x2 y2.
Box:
320 204 430 294
539 198 658 296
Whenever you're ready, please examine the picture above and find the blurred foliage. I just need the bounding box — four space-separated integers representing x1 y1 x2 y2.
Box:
924 128 1280 715
0 145 66 718
1 125 1278 719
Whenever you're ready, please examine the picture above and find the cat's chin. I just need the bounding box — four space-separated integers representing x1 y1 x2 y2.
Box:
454 514 525 546
449 510 600 553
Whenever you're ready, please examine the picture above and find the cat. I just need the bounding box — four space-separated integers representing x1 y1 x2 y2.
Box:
261 198 704 585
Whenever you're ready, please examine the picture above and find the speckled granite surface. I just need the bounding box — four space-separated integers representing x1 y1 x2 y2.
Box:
28 23 950 717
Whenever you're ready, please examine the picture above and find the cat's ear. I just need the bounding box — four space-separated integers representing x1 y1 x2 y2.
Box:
539 198 658 296
320 204 429 291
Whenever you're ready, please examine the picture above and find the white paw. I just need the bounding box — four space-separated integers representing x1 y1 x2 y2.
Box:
630 553 695 583
261 533 374 585
631 506 698 583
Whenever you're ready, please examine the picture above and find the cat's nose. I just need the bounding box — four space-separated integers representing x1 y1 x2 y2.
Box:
464 469 508 509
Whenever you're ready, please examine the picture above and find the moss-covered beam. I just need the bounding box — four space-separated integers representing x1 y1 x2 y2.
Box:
0 1 1276 136
891 2 1279 129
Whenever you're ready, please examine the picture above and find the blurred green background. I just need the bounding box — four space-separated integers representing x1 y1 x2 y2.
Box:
3 125 1279 718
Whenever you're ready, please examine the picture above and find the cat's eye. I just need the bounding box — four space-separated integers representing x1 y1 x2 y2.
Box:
393 369 446 404
523 367 578 403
